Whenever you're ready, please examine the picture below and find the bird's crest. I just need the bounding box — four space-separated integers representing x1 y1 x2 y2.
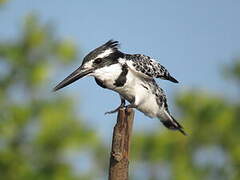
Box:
103 40 120 50
82 40 120 64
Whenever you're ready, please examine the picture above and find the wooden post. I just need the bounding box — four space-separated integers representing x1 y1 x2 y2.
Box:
108 108 135 180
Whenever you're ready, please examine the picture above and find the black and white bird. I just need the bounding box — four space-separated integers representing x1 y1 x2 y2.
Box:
53 40 186 135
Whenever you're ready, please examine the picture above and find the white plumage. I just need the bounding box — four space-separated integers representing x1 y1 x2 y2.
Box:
53 40 186 135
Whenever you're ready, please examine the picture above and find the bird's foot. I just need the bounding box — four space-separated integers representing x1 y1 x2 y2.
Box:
105 104 136 114
125 104 136 109
105 99 126 115
124 104 136 111
105 106 124 115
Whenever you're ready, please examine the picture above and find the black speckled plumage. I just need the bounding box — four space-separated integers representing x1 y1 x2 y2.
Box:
125 54 179 83
146 79 186 135
53 39 186 135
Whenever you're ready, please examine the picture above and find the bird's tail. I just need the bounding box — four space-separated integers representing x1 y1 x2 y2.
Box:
158 110 187 136
166 74 179 83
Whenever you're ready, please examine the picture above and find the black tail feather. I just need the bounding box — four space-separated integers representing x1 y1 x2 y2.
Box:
167 75 179 83
161 116 187 136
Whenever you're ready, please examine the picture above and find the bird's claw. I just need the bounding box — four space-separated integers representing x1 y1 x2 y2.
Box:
105 104 136 115
104 105 125 114
105 98 126 115
104 109 119 115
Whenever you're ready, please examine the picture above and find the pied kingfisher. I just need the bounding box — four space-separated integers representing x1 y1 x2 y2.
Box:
53 40 186 135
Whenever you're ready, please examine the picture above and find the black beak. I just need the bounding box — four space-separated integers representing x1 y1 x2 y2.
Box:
53 66 93 91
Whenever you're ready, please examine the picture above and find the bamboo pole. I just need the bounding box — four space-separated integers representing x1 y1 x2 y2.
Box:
108 108 135 180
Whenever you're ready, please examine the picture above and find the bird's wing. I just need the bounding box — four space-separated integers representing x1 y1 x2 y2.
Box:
125 54 178 83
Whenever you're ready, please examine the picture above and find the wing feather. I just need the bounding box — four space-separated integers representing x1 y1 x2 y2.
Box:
125 54 178 83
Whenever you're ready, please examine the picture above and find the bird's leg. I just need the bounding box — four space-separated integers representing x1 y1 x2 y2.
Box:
124 104 137 110
124 97 137 110
105 97 126 115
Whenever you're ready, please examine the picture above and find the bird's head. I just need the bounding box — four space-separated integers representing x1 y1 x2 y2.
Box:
53 40 123 91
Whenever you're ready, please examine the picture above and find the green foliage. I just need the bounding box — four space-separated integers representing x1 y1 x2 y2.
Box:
132 79 240 179
0 0 8 5
223 58 240 85
1 7 240 180
0 15 99 180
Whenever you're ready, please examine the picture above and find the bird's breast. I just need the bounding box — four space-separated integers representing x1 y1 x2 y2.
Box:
93 64 123 89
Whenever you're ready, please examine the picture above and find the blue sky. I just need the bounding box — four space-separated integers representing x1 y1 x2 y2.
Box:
1 0 240 140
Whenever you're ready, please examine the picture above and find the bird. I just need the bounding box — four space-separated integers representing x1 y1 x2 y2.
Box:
53 40 186 135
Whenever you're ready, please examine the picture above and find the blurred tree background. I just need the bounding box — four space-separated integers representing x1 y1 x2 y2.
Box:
131 65 240 180
0 13 107 180
1 2 240 180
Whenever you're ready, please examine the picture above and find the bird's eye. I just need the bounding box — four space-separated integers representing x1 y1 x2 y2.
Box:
94 58 102 64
